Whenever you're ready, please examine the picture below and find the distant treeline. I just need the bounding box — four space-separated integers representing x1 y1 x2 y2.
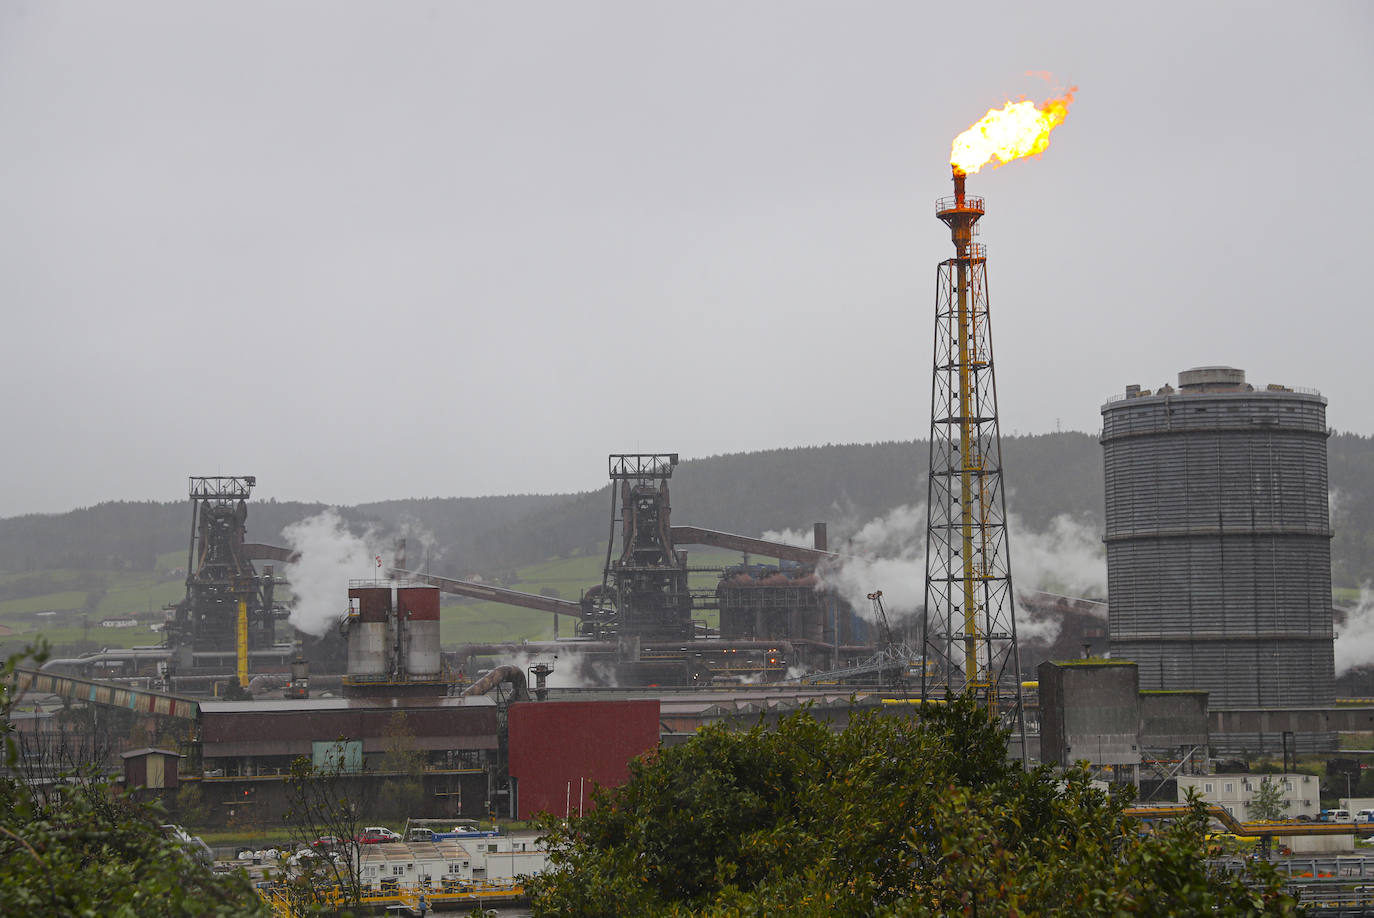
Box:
1 432 1371 587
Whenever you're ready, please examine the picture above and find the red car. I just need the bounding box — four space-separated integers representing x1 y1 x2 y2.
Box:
358 827 401 844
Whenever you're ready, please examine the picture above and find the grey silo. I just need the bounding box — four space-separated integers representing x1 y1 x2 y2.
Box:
1100 367 1335 736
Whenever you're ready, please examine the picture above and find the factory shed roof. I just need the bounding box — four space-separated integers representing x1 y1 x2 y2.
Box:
200 694 500 758
120 747 182 759
360 840 473 865
199 695 496 714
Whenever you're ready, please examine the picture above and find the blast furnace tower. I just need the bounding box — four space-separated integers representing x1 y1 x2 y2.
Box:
1101 366 1335 751
165 476 278 668
921 171 1026 749
589 454 693 643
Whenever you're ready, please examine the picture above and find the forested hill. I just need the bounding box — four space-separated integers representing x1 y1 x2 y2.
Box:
2 432 1372 587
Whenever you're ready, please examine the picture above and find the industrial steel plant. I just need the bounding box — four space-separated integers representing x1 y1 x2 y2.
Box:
9 90 1360 870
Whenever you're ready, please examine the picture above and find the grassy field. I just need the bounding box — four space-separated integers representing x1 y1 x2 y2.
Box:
0 553 188 653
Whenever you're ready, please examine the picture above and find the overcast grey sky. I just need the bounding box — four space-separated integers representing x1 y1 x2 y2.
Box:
2 1 1371 517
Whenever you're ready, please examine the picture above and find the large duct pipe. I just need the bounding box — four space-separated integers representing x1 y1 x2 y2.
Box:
41 648 173 672
461 664 529 702
452 641 618 657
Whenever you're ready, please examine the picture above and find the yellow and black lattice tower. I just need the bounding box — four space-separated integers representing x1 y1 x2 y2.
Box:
921 168 1027 755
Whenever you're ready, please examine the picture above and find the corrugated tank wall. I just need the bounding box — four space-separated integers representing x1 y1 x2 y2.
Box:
1101 376 1335 715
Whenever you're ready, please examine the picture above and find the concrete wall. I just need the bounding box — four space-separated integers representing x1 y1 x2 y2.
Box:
1039 660 1141 766
1139 691 1208 751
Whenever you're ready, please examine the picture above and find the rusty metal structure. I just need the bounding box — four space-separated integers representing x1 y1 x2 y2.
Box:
164 477 283 676
587 454 694 642
921 171 1027 750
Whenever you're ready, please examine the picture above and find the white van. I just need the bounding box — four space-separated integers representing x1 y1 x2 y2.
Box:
1328 809 1353 823
1356 809 1374 823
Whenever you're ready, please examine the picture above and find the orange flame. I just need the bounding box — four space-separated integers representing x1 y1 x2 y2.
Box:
951 88 1076 175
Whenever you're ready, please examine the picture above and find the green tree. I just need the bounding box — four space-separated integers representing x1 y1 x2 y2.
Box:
0 642 267 917
528 695 1299 917
280 751 369 913
1249 776 1290 823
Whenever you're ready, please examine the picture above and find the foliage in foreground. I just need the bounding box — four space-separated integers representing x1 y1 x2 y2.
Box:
529 696 1300 917
0 643 267 917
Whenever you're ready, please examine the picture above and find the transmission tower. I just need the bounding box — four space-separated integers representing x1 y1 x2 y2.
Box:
921 169 1027 755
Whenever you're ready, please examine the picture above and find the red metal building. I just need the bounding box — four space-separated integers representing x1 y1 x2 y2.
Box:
507 700 660 820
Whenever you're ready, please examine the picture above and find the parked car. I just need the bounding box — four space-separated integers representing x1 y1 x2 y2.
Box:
1324 809 1353 823
1356 809 1374 823
311 835 343 849
359 826 401 844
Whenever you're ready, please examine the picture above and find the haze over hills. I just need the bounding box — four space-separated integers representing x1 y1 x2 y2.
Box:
1 432 1372 588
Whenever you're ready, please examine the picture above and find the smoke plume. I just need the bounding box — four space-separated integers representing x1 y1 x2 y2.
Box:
800 507 1105 645
282 509 379 636
393 517 444 572
1335 587 1374 676
819 504 927 617
499 649 619 689
1009 514 1107 643
760 526 814 548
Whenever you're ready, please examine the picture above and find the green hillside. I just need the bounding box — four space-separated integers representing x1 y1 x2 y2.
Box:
2 433 1373 657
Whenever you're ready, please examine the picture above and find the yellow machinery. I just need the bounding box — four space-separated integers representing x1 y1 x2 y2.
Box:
237 598 248 688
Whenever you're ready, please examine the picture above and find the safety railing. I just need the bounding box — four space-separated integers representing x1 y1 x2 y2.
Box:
936 194 986 213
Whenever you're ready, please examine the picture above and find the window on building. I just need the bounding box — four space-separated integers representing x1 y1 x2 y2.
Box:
393 866 405 876
1284 781 1294 791
1224 783 1234 794
1205 783 1214 794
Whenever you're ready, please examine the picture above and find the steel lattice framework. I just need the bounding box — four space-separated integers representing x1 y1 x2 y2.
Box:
921 171 1027 754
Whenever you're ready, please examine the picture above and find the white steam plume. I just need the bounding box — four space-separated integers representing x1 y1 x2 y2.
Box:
497 649 619 689
804 507 1105 645
1335 587 1374 676
819 504 927 618
760 526 814 548
1011 514 1107 599
394 517 443 572
282 509 380 636
1009 513 1107 643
